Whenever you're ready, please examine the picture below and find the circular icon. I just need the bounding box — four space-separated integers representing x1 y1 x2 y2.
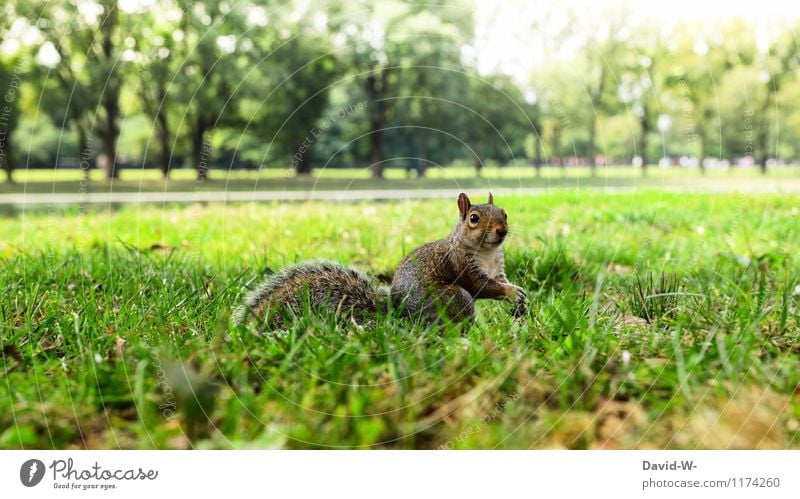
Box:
20 459 45 487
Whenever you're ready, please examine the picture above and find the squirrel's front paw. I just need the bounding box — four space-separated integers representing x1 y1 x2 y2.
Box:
507 284 527 317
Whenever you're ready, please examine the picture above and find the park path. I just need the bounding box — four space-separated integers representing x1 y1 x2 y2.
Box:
0 183 799 205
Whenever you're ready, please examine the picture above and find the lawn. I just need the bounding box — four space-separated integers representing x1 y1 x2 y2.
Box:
2 165 800 194
0 191 798 449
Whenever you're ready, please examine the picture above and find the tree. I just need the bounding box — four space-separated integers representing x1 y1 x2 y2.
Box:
130 2 181 178
0 55 22 183
1 1 23 182
331 0 472 178
392 12 469 176
93 0 122 178
534 61 593 172
663 36 714 173
33 61 96 178
172 0 248 181
617 27 667 174
462 74 532 176
717 66 766 164
242 14 339 177
752 24 800 173
23 0 125 179
775 77 800 163
526 98 545 173
568 6 627 173
663 21 755 173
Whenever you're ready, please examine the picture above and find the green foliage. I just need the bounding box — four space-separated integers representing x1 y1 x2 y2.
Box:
4 2 800 177
243 29 340 172
0 55 22 180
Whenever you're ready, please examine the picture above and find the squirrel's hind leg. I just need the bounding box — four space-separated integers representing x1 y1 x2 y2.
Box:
420 284 475 327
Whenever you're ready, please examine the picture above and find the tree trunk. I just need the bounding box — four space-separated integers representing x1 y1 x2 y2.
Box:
534 134 543 177
697 133 706 175
158 125 170 179
369 121 383 179
757 87 776 175
97 82 120 179
293 143 312 176
365 67 390 180
98 1 120 180
77 127 91 181
417 132 429 177
587 62 606 177
1 134 12 183
192 125 210 182
587 115 597 175
156 85 171 179
755 100 772 175
639 110 650 176
473 146 482 177
97 123 119 179
550 125 564 176
757 148 768 175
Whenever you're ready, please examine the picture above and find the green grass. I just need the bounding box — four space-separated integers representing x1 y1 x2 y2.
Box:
2 164 800 194
1 191 799 449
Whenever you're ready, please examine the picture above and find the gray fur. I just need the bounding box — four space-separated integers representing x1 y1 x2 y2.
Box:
234 260 389 328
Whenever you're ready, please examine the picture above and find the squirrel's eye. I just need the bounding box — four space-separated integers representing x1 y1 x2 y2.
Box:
469 214 479 224
503 212 508 220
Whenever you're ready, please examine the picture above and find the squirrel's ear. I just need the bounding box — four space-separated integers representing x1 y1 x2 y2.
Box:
458 193 471 220
487 192 494 205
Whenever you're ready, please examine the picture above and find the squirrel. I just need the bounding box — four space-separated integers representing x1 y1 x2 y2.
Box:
234 192 525 329
391 192 526 323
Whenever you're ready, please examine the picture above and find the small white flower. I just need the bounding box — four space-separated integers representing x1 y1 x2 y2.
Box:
793 285 800 297
695 226 705 235
621 350 632 366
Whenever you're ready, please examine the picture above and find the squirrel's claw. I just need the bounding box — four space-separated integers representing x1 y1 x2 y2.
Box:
509 285 527 317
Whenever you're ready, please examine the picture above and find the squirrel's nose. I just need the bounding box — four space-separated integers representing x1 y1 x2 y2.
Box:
496 228 507 238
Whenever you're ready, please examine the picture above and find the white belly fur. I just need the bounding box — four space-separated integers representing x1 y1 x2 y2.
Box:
475 246 504 278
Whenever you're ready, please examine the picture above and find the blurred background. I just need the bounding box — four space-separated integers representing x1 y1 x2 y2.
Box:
2 0 800 189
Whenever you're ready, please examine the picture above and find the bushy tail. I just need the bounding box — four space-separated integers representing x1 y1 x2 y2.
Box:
234 261 389 329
